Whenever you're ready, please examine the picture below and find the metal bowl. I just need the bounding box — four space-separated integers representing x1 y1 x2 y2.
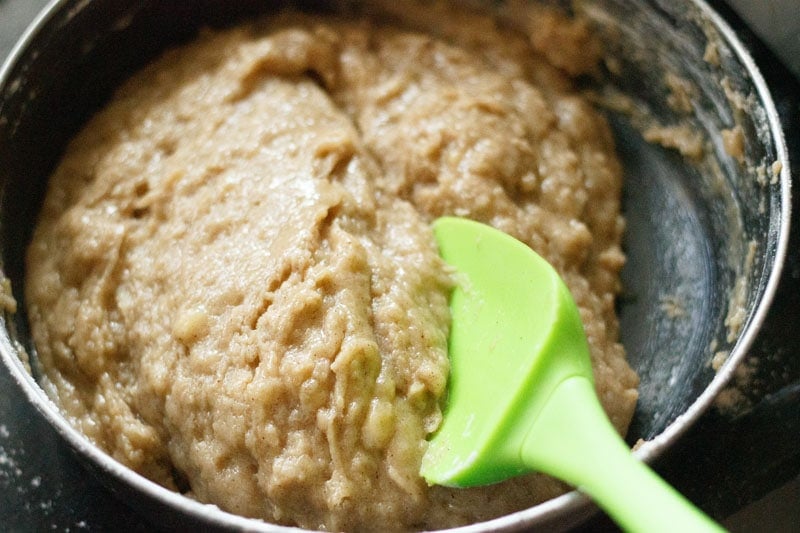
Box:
0 0 790 531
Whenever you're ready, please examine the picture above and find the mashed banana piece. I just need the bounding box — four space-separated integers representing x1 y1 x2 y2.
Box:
26 3 638 531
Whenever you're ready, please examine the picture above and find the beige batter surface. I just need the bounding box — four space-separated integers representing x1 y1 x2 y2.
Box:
26 2 638 531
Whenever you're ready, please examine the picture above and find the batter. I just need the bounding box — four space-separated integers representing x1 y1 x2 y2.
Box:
26 2 638 530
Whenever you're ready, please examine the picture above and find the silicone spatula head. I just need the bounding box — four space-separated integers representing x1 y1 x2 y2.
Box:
420 216 593 487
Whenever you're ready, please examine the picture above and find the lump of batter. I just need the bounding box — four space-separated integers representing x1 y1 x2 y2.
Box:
25 2 638 531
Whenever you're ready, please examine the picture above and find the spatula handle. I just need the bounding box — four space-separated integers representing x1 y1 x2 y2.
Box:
520 376 725 533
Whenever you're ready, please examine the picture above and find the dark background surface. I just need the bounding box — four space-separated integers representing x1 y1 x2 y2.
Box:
0 0 798 531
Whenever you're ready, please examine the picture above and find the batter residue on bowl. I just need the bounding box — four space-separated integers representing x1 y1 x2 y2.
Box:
25 1 638 530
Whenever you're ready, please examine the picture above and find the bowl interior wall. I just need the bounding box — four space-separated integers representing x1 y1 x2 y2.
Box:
580 0 784 440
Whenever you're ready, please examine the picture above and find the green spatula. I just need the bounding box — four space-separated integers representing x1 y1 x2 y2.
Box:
421 217 723 532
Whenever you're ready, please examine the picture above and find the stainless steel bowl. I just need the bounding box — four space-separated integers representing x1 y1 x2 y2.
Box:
0 0 790 531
